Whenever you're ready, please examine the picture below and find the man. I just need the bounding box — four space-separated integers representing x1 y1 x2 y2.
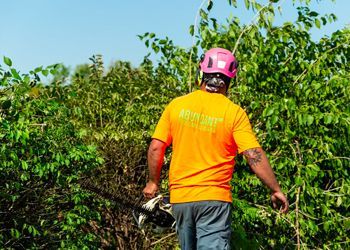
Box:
143 48 288 249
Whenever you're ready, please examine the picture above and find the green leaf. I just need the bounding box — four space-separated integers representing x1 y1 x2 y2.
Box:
336 196 342 207
323 221 331 231
42 69 49 76
298 114 303 126
34 66 43 73
10 229 21 239
271 115 279 126
295 176 303 186
249 28 256 38
11 68 21 80
21 161 28 170
264 106 274 117
207 0 213 11
200 9 208 20
306 115 314 126
159 39 167 45
3 56 12 67
189 25 194 36
277 6 282 14
152 43 160 53
324 114 333 124
267 14 274 26
244 0 250 9
315 19 321 29
309 11 318 17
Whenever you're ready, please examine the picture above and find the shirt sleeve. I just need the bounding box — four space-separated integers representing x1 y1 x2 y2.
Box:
152 103 172 146
232 107 261 153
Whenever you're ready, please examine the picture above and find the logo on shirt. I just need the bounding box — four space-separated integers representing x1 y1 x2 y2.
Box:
178 109 224 133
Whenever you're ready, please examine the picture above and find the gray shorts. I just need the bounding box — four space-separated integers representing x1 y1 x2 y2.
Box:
172 201 232 250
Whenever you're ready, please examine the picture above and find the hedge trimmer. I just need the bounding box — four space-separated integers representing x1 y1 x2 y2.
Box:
80 181 175 231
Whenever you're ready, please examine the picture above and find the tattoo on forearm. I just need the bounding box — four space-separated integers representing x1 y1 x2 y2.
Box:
243 148 262 167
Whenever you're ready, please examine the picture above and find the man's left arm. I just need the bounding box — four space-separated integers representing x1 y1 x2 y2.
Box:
143 139 168 198
242 147 289 214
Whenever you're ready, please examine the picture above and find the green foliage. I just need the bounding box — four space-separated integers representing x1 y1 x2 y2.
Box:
66 55 183 140
1 0 349 249
0 63 104 249
59 55 182 248
142 0 350 248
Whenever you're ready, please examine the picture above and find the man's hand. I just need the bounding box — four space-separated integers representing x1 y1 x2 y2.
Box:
143 181 159 199
271 191 289 214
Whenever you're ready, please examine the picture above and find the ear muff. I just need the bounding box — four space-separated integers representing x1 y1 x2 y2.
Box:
195 69 203 86
195 53 206 86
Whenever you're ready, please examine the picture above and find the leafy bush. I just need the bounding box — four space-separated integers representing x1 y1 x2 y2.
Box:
140 1 350 248
1 0 349 249
0 61 104 249
62 56 183 249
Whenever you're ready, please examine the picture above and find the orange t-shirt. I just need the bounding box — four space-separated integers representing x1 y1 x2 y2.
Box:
152 90 260 203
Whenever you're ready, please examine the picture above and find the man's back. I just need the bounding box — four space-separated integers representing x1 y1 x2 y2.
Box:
152 90 260 203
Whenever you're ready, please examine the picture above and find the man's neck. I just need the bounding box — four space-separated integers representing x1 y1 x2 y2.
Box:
200 83 227 95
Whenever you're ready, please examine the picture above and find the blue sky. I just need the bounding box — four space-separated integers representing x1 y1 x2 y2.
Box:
1 0 349 73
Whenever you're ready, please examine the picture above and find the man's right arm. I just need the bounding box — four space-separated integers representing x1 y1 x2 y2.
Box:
143 139 167 199
242 147 289 213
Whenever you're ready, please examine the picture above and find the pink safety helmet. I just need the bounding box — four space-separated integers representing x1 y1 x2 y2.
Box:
200 48 238 78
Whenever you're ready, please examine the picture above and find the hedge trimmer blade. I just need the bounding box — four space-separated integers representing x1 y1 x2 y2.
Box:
80 181 175 228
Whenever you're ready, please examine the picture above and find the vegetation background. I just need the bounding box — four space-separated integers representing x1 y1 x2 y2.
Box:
1 0 349 249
